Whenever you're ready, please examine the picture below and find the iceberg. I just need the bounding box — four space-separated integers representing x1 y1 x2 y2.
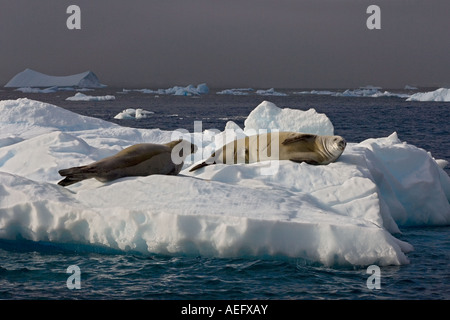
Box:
66 92 115 101
243 101 334 135
195 83 210 95
406 88 450 102
0 98 448 267
14 87 59 93
125 83 209 96
293 90 336 96
5 68 105 88
216 88 287 96
14 87 94 93
338 88 410 98
216 88 255 96
216 88 286 96
294 88 410 99
114 108 154 120
256 88 288 96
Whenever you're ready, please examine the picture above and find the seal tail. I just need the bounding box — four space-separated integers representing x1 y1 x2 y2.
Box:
57 165 95 186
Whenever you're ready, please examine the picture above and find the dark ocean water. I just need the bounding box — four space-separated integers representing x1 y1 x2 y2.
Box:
0 88 449 301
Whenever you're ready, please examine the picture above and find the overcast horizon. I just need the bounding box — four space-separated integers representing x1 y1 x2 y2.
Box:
1 0 449 89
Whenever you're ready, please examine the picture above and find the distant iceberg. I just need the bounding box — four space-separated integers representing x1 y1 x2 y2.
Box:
294 87 410 99
125 83 209 96
114 108 154 120
216 88 288 96
171 83 209 96
5 69 106 88
216 88 254 96
14 86 94 93
256 88 287 96
406 88 450 102
14 87 60 94
66 92 115 101
293 90 335 96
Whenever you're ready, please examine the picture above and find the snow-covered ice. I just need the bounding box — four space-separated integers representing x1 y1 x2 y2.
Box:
0 98 449 267
406 88 450 102
243 101 334 135
66 93 115 101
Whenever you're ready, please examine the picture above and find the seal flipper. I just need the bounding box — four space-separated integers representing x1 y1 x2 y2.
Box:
57 176 84 187
189 161 216 172
57 165 97 186
281 134 317 145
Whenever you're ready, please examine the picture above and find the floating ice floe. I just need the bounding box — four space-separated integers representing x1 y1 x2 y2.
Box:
123 83 209 96
216 88 255 95
0 98 449 267
14 87 94 93
406 88 450 102
339 88 410 98
5 68 106 88
255 88 288 96
66 92 116 101
114 108 154 120
15 87 59 94
294 87 410 99
216 88 286 96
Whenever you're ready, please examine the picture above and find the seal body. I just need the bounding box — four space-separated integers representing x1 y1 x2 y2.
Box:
58 139 197 186
189 132 346 172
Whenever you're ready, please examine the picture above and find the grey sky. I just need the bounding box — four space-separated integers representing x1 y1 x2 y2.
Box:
1 0 449 88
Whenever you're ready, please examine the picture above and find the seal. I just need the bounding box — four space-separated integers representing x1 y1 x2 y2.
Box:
189 132 346 172
58 139 197 186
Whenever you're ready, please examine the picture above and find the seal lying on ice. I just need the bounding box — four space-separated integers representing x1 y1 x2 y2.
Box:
189 132 346 172
58 139 197 186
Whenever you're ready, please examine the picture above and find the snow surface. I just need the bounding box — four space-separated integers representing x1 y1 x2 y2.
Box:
114 108 154 120
5 69 105 88
0 98 449 266
66 92 115 101
406 88 450 102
